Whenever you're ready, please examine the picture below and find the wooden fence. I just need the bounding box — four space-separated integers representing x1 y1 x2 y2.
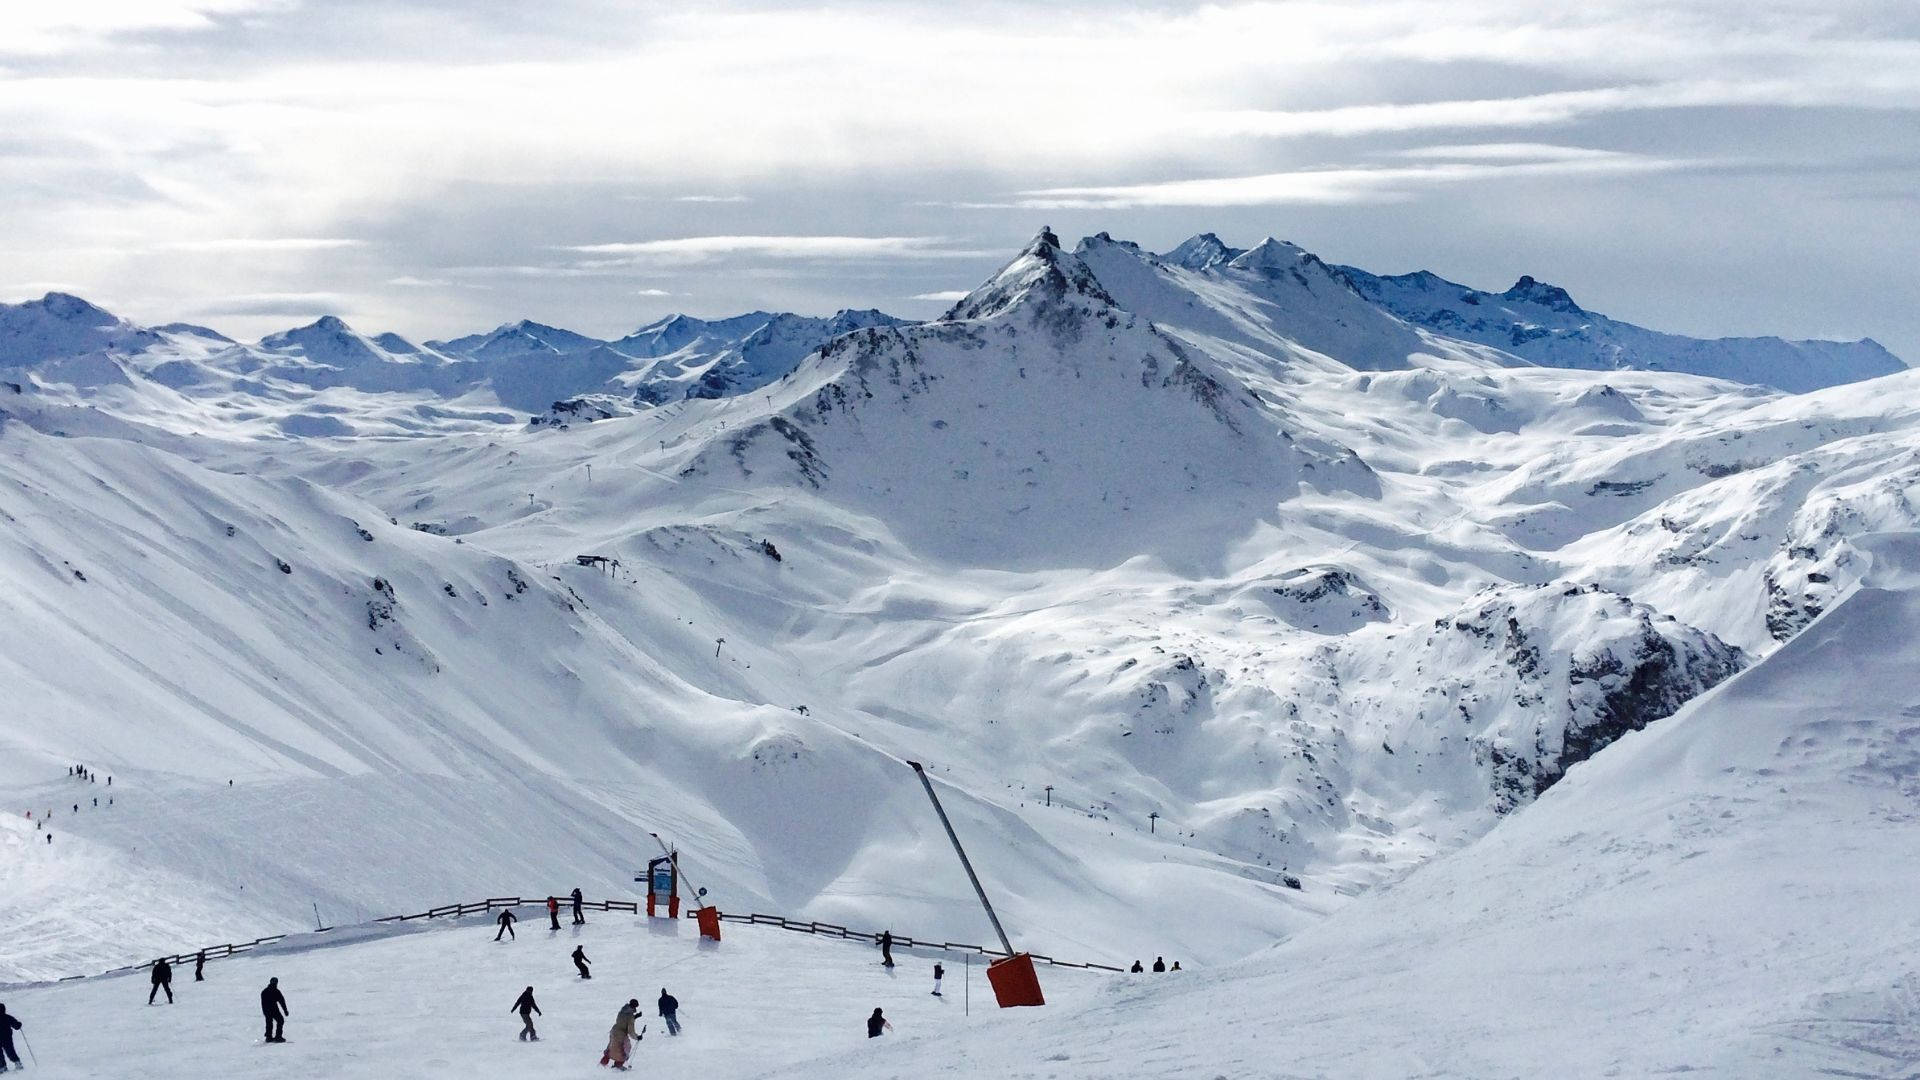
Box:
60 896 1127 982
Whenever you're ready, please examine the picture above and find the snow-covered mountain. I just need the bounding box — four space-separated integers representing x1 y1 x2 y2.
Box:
1 224 1914 1038
1341 264 1905 391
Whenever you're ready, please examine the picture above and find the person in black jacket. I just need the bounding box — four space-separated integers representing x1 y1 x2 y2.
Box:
657 988 680 1036
571 946 591 979
494 909 516 941
194 950 206 982
1130 960 1143 973
149 958 174 1004
879 931 895 968
511 986 541 1041
260 978 289 1043
570 888 585 926
0 1003 21 1073
1152 957 1166 973
866 1007 891 1038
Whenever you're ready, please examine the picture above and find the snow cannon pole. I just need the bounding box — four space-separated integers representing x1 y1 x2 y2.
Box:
907 761 1044 1007
649 830 718 937
907 761 1013 955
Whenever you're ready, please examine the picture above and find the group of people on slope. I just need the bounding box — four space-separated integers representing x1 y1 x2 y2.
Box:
495 889 587 940
1129 957 1180 973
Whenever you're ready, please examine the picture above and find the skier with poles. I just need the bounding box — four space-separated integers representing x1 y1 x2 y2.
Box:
0 1003 22 1073
599 999 643 1070
511 986 542 1041
260 977 289 1043
494 908 517 941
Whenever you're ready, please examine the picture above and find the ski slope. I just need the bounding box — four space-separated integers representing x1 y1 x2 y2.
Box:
0 905 1113 1079
8 532 1919 1078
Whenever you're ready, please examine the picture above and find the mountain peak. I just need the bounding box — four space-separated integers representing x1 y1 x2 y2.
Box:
36 291 116 324
1502 275 1583 313
943 226 1117 323
1161 232 1244 271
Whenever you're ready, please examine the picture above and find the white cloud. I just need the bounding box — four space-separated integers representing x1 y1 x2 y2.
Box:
160 238 364 253
634 287 676 296
1391 143 1630 162
908 290 968 302
386 275 449 287
2 1 283 56
564 236 977 260
1014 154 1690 209
672 195 750 204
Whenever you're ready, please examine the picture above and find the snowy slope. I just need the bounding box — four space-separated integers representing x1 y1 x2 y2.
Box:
6 534 1915 1080
2 226 1915 1017
1343 265 1906 391
775 531 1920 1079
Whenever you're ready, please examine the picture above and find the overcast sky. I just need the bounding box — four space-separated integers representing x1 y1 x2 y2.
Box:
2 0 1917 359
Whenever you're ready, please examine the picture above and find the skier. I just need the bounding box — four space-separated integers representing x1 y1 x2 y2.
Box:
1152 957 1166 973
570 887 585 926
1130 960 1143 973
599 999 642 1070
495 908 517 941
149 958 174 1004
511 986 541 1041
879 930 895 968
0 1003 21 1074
866 1007 892 1038
932 962 944 997
657 988 679 1036
572 945 591 979
260 977 289 1043
547 895 561 931
194 950 206 982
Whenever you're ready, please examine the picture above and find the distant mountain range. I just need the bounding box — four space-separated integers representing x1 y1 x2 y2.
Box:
0 231 1904 429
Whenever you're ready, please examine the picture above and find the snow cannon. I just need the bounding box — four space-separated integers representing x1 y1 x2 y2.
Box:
906 760 1045 1008
645 853 680 919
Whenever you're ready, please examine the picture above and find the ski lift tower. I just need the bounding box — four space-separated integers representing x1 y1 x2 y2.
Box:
907 761 1045 1007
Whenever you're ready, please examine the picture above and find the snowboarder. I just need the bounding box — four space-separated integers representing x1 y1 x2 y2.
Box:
1152 957 1166 973
547 895 561 931
511 986 541 1041
260 977 289 1043
148 958 174 1004
570 887 585 925
657 988 679 1036
194 951 206 982
572 945 591 979
0 1003 21 1074
932 962 944 996
495 908 517 941
1130 960 1143 973
599 999 641 1070
866 1007 892 1038
879 930 895 968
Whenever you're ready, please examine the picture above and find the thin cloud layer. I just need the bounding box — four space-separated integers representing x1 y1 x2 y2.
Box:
0 0 1912 353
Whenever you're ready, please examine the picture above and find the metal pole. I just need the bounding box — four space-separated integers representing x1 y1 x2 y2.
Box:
21 1030 36 1067
907 761 1014 956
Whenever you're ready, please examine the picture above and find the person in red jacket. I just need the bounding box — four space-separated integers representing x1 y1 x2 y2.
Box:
547 896 561 931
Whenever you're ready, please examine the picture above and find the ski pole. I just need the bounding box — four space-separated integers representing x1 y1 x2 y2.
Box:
21 1030 36 1067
